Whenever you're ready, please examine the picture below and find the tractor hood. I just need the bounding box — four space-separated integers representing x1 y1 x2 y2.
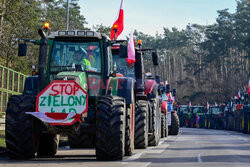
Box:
55 72 87 92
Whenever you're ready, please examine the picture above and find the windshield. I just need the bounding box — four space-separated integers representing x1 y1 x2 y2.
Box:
180 107 188 113
192 107 203 114
211 107 220 114
112 54 135 78
50 41 101 73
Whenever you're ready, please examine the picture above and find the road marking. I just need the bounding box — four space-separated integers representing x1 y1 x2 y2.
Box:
147 144 169 154
158 140 165 146
123 138 170 162
123 151 146 162
197 154 202 163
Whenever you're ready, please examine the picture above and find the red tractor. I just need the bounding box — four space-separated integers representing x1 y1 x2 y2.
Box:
111 40 161 148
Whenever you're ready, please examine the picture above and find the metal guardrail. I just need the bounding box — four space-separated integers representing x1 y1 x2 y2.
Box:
0 118 4 130
0 64 28 114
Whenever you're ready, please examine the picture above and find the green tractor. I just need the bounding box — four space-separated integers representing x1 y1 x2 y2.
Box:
5 28 135 160
189 106 206 128
177 105 188 127
205 106 224 129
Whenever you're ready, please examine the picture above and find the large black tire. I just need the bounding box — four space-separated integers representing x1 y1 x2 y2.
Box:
148 98 161 146
68 133 95 148
96 96 125 160
169 112 180 135
134 100 148 149
125 95 135 156
161 113 166 138
5 95 36 159
37 133 59 157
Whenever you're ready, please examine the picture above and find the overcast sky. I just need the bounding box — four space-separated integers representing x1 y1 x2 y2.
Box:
79 0 237 38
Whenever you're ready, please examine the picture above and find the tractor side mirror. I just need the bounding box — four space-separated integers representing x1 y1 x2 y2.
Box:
173 88 176 96
152 51 158 66
18 43 27 56
166 84 170 93
119 44 128 58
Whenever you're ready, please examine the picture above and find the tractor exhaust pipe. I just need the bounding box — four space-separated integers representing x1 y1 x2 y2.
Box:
38 29 48 91
135 50 145 93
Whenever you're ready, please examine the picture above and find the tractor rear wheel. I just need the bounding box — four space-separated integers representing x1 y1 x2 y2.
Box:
37 133 59 157
134 100 148 149
148 98 161 146
169 112 180 135
5 95 36 159
68 133 95 148
96 96 125 160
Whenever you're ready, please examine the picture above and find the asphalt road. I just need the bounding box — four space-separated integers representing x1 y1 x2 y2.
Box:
0 128 250 167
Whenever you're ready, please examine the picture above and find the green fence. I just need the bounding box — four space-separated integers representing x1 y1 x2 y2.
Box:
0 65 28 114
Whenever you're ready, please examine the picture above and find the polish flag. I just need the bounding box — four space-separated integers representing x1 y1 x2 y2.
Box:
189 101 191 108
126 31 135 65
215 102 218 106
207 102 210 110
110 0 124 40
237 90 241 99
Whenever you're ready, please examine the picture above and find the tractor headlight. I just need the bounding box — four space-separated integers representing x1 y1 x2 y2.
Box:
86 31 94 36
77 31 85 36
67 31 75 36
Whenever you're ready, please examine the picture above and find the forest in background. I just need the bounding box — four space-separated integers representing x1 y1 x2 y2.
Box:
0 0 249 105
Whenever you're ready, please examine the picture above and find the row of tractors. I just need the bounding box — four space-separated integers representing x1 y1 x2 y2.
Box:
178 93 249 134
5 27 180 160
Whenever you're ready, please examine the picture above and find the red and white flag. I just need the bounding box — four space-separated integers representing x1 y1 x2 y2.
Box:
126 30 135 65
189 101 191 108
215 102 218 106
110 0 124 40
237 90 241 99
207 102 210 110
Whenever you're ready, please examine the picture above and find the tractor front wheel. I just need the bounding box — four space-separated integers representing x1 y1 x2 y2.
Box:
169 112 180 135
68 133 95 148
148 98 161 146
125 94 135 156
37 133 59 157
134 100 148 149
161 113 166 138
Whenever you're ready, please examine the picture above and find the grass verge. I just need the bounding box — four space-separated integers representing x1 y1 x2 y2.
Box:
0 130 5 148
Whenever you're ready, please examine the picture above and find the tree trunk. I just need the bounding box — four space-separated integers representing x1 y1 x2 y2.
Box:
0 0 6 37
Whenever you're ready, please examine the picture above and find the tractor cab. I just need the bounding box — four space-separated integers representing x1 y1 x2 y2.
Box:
111 44 135 78
179 105 189 114
191 106 205 114
47 30 111 98
210 106 221 116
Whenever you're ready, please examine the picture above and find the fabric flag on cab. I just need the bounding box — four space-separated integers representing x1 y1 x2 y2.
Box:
126 30 135 65
237 90 241 99
110 0 124 40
